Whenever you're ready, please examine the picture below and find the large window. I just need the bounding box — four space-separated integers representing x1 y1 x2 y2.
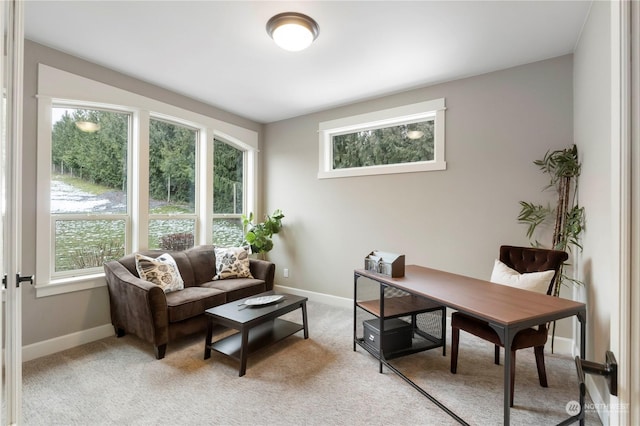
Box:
50 107 129 276
212 138 245 247
318 98 446 178
36 64 258 296
148 118 197 251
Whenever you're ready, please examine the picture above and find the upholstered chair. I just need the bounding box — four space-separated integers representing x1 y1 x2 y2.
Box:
450 245 568 407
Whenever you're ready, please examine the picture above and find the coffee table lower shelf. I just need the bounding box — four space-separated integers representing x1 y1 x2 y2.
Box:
207 318 303 361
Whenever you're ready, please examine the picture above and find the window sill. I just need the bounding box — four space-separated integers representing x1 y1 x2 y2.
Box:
318 160 447 179
35 273 106 298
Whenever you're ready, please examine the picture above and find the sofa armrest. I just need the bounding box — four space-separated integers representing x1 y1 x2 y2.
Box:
249 259 276 291
104 260 169 347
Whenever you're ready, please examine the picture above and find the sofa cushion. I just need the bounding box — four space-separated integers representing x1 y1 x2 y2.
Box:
165 287 226 323
213 246 253 280
135 253 184 293
202 278 266 303
181 245 216 286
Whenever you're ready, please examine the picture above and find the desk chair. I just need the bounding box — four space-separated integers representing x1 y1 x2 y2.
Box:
450 245 568 407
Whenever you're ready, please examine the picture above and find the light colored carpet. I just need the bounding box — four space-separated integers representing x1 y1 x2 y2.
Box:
22 301 600 425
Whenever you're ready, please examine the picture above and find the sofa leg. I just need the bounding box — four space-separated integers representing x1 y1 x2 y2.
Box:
155 344 167 360
114 327 125 337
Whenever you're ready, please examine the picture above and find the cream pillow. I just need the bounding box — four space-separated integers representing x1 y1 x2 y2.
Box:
213 246 253 280
135 253 184 293
490 259 555 294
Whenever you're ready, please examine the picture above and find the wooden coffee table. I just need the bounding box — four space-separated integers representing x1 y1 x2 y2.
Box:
203 291 308 376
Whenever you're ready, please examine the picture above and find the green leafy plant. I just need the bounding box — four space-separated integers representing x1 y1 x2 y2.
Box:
242 209 285 255
518 144 585 352
518 144 585 294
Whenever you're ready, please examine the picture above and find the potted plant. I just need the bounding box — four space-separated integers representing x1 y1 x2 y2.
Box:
517 144 585 351
242 209 285 257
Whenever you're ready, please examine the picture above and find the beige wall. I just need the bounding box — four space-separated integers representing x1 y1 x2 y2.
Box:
263 56 574 307
21 40 263 346
573 0 613 416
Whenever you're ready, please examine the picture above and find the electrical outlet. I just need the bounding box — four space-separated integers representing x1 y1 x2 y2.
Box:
283 268 289 278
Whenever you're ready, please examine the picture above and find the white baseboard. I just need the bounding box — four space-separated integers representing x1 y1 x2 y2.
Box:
544 334 574 356
22 324 114 362
585 374 609 426
274 284 353 309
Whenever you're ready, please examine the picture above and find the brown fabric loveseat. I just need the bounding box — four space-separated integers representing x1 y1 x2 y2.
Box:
104 245 275 359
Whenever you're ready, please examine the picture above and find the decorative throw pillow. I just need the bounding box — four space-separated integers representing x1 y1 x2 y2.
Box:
213 246 253 280
135 253 184 293
490 259 555 294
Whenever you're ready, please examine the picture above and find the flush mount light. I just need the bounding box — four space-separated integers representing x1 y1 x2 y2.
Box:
266 12 319 52
75 121 100 133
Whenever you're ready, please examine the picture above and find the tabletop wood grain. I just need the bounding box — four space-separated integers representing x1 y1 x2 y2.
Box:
355 265 585 326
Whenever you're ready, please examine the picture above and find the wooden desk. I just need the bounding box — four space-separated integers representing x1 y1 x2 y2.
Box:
354 265 586 426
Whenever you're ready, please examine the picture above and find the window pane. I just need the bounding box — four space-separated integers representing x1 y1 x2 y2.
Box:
51 107 129 214
214 139 243 214
149 119 196 214
54 219 125 272
332 120 434 169
148 219 195 250
212 218 244 247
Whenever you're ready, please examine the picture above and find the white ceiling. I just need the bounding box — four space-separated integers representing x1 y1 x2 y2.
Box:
24 1 592 124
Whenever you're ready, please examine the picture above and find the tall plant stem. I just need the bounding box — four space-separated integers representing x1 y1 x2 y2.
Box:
553 176 571 249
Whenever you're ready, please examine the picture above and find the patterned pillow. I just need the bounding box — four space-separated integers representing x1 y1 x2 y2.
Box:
135 253 184 293
213 246 253 280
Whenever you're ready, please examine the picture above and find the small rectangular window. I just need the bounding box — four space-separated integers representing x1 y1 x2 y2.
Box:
332 119 434 169
318 99 446 179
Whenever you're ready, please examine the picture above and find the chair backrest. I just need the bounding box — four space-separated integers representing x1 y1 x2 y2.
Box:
499 245 569 296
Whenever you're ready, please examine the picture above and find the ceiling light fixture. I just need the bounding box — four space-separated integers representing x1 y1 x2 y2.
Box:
266 12 319 52
75 121 100 133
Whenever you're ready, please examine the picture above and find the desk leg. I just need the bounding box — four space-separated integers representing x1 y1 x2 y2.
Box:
578 309 587 426
441 306 447 356
502 328 513 425
490 323 513 425
578 310 586 359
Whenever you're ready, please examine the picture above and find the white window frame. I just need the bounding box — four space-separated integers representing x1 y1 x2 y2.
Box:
211 134 251 246
48 102 134 281
147 115 201 250
318 98 446 179
35 64 258 297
